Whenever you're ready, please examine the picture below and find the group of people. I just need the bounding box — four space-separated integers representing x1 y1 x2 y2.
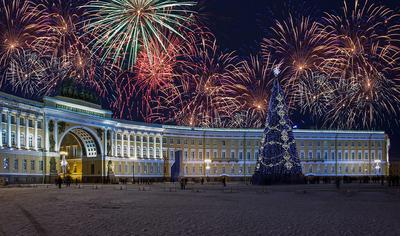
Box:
55 175 78 188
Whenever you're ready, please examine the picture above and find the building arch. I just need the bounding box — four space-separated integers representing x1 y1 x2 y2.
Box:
57 126 103 157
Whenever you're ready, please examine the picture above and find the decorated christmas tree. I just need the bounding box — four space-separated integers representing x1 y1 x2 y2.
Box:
252 69 302 184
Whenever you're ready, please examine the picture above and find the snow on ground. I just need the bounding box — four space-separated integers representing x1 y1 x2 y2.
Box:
0 183 399 236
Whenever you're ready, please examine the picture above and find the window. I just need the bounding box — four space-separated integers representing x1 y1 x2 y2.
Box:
230 151 235 160
206 152 210 160
371 152 375 160
308 166 312 173
308 151 313 160
198 151 203 160
358 152 362 160
365 152 369 160
239 152 243 160
184 151 188 160
254 151 258 160
231 166 235 174
359 166 362 173
344 151 348 160
247 166 251 174
331 166 335 173
118 164 122 173
222 166 226 174
331 151 335 161
300 151 305 160
2 130 6 144
23 160 27 171
351 152 355 160
29 135 33 147
29 119 33 127
150 165 153 173
247 152 251 160
199 166 202 174
30 160 35 171
324 166 328 173
39 160 44 171
169 151 174 160
222 151 226 159
213 166 218 174
191 151 195 160
345 166 349 173
192 166 195 174
316 152 321 160
11 132 16 145
222 140 226 146
125 165 128 173
184 166 188 174
378 152 382 160
324 151 328 161
3 158 9 169
37 136 42 148
214 151 217 159
14 159 18 170
338 152 342 161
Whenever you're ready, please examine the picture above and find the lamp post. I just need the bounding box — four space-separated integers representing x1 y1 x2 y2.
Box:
205 158 211 181
374 160 381 175
60 151 68 181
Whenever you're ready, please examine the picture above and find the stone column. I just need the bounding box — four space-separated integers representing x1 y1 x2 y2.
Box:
44 118 49 152
153 135 157 159
111 130 114 156
53 120 58 152
103 128 108 157
133 134 137 159
127 133 131 158
140 134 144 158
16 113 20 149
160 135 163 160
34 118 38 151
0 109 3 147
25 116 29 149
121 132 124 157
114 131 118 157
147 134 150 158
7 112 11 148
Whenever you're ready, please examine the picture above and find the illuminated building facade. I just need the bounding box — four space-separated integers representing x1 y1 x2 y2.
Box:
0 92 390 183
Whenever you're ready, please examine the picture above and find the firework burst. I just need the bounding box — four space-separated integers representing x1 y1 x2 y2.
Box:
83 0 195 70
150 36 240 127
261 14 335 106
321 0 400 129
5 51 47 96
228 54 277 128
0 0 45 66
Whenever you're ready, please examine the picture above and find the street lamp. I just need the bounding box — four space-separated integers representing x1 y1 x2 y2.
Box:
60 151 68 180
374 160 382 175
205 159 211 180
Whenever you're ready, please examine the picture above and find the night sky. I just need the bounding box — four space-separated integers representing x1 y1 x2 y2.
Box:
201 0 400 158
203 0 399 56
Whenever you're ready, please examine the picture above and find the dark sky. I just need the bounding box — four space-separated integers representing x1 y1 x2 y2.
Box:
202 0 399 55
202 0 400 158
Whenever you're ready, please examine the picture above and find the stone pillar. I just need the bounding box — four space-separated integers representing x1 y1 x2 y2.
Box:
16 113 20 149
114 131 118 157
147 134 150 159
25 116 29 149
133 134 137 159
111 130 114 156
44 118 49 152
34 118 38 151
127 133 131 158
153 135 157 159
53 120 58 152
0 109 3 147
140 134 144 158
103 128 108 156
160 135 163 160
7 112 11 148
121 132 124 157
